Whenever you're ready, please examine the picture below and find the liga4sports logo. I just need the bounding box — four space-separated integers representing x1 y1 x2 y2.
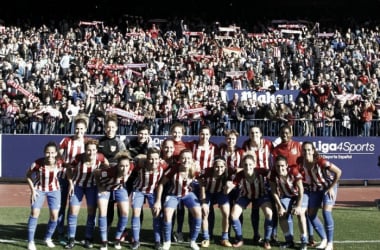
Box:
313 141 375 154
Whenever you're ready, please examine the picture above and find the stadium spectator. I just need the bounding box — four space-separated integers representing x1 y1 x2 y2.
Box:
359 98 376 136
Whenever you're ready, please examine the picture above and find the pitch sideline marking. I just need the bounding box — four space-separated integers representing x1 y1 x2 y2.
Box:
1 239 380 244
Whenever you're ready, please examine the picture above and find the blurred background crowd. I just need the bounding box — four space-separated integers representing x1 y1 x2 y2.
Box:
1 1 380 136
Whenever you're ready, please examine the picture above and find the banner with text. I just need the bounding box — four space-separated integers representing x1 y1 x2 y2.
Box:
226 89 300 104
1 135 379 180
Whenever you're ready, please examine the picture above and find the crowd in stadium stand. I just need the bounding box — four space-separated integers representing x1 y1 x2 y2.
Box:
0 15 380 136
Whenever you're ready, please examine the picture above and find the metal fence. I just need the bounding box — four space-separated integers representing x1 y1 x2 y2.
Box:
1 117 380 137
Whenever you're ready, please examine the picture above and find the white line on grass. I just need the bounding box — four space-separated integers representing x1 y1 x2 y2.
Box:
2 239 380 244
334 240 380 243
0 239 18 243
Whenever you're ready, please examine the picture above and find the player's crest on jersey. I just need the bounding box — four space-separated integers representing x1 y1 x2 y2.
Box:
110 145 117 152
101 171 108 178
291 148 298 155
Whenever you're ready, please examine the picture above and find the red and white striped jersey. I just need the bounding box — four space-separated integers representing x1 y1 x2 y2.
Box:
98 163 134 191
29 157 64 192
269 167 303 197
188 141 219 174
300 157 334 192
59 136 88 178
70 153 106 188
219 144 244 170
242 138 273 170
200 167 233 194
232 168 269 200
165 166 200 197
59 136 88 163
133 163 165 194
